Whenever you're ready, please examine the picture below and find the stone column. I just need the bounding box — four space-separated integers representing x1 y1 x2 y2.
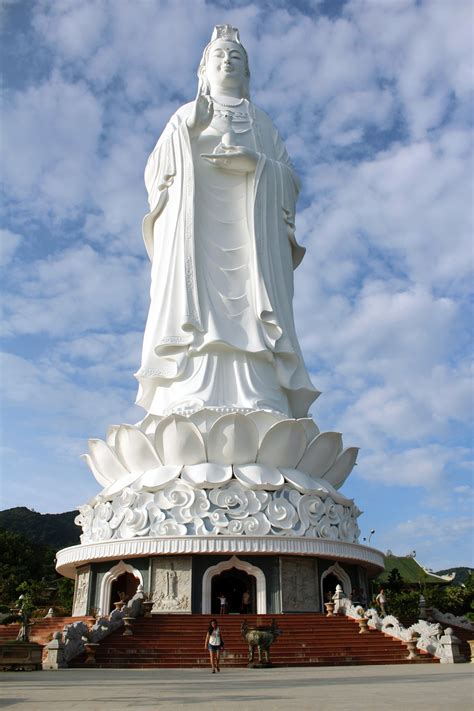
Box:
43 632 67 670
439 628 466 663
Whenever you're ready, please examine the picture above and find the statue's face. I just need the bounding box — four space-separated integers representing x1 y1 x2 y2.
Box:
205 39 247 93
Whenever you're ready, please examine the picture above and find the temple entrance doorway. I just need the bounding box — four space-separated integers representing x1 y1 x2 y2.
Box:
109 572 139 612
211 568 256 614
322 573 341 606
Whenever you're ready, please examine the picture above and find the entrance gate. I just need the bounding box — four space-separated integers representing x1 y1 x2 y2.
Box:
201 556 267 614
211 568 256 614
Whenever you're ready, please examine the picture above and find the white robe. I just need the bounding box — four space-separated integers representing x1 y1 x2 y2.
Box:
135 100 319 418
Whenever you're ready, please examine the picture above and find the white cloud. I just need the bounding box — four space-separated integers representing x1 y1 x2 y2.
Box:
33 0 108 60
2 245 147 338
377 514 474 569
3 73 102 218
358 445 469 489
0 229 22 267
1 351 140 432
299 133 473 296
348 0 473 138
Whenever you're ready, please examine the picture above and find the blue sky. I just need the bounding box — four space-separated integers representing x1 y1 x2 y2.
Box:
1 0 472 570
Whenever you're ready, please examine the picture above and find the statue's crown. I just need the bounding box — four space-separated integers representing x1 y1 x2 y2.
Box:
211 24 241 44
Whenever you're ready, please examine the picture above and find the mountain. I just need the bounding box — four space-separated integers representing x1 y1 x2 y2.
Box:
0 507 80 550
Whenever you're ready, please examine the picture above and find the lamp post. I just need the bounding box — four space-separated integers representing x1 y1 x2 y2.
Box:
368 529 375 544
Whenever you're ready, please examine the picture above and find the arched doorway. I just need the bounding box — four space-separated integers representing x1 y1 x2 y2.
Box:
98 560 144 617
211 568 256 614
320 562 352 611
110 572 139 612
322 573 340 604
202 556 267 613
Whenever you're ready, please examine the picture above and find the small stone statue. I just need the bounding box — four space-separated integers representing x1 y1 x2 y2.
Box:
16 594 33 643
332 584 345 614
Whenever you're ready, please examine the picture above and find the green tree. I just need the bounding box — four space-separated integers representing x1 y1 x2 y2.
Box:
0 529 45 603
386 568 404 594
0 527 73 614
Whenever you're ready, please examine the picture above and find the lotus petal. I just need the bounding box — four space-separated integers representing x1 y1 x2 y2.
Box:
279 470 350 504
280 467 318 493
297 418 320 443
317 480 353 506
155 415 206 465
298 432 343 477
134 465 182 491
208 413 258 464
114 424 162 472
181 463 232 488
245 411 282 445
257 420 307 468
322 447 359 489
100 470 144 499
106 425 119 447
234 464 284 490
81 453 113 488
136 414 162 435
88 438 130 481
189 408 225 435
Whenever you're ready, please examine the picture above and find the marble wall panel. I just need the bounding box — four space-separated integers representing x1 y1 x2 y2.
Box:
72 566 91 617
151 557 192 613
281 557 319 612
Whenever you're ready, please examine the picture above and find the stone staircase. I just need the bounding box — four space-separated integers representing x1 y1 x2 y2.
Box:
71 614 439 668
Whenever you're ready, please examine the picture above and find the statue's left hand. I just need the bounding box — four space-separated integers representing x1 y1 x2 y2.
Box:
201 145 259 173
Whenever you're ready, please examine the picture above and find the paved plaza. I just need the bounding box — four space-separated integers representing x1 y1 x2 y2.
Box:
0 664 472 711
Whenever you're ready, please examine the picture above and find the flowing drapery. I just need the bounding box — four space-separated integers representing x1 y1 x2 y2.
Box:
135 101 319 418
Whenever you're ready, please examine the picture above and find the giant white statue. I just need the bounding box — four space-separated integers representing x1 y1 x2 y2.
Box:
77 26 361 547
136 25 318 419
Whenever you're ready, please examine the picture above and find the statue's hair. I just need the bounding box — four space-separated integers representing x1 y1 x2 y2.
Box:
197 34 251 99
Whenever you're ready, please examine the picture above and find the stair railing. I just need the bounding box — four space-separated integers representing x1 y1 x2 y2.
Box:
336 597 466 663
55 586 146 665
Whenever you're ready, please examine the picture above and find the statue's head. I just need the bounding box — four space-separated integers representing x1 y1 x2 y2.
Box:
198 24 250 98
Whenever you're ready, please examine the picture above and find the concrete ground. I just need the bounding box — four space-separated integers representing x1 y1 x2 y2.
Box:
0 664 472 711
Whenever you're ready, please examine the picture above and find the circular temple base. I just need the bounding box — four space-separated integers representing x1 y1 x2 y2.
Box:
56 535 384 578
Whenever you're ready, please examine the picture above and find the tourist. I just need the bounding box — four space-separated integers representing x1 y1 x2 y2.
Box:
241 589 251 613
376 588 387 616
218 593 227 614
204 619 224 673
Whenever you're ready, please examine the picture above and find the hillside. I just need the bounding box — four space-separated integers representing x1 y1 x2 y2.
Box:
376 555 454 586
0 507 80 549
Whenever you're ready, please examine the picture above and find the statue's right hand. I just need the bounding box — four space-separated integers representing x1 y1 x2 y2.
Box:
186 90 213 137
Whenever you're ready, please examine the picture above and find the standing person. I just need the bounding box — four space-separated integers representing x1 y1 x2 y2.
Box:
205 619 224 673
241 589 251 613
218 593 227 614
376 588 387 616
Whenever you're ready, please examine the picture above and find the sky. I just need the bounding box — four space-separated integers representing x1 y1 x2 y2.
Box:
0 0 473 571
